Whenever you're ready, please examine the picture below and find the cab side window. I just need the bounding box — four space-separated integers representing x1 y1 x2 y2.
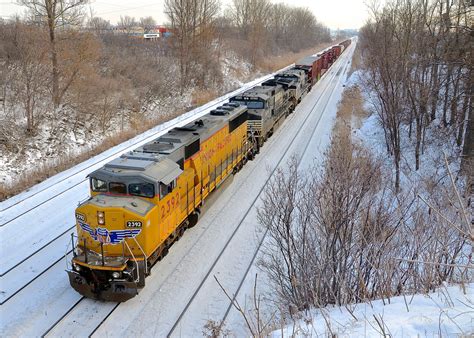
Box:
129 182 155 198
159 180 175 199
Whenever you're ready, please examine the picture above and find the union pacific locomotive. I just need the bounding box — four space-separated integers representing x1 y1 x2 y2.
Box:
67 39 352 301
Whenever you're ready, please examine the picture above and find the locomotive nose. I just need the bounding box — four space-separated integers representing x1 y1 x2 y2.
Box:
67 269 139 302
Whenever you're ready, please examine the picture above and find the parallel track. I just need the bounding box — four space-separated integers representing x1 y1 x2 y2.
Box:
41 297 86 338
0 67 292 309
165 52 350 337
220 61 351 326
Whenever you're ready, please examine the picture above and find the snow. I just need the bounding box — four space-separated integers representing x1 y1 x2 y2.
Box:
270 284 473 337
264 39 473 338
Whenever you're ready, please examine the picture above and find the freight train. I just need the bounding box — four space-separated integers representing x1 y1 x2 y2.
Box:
67 39 352 301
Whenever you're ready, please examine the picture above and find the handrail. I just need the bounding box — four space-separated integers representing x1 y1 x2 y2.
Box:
132 236 148 275
65 232 80 270
123 240 140 283
65 233 74 270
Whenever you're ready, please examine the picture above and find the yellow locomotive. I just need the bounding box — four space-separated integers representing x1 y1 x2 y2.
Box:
67 104 251 301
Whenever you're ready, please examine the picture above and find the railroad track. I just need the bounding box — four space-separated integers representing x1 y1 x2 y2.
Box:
163 50 350 337
34 90 303 337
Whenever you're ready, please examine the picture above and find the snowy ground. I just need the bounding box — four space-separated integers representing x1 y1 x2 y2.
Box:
0 41 355 337
271 283 473 337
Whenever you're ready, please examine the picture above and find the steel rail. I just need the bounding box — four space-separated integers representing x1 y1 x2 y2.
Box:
219 54 352 327
166 51 347 337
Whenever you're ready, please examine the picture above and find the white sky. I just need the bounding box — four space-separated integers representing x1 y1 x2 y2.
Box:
1 0 369 29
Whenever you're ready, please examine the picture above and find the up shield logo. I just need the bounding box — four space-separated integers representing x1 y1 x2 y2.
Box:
79 222 141 245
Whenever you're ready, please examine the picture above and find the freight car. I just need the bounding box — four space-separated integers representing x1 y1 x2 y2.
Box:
66 39 351 301
295 55 321 88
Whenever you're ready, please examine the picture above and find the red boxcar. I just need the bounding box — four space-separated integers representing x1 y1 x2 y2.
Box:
332 45 342 59
320 51 329 71
339 39 351 50
294 55 321 88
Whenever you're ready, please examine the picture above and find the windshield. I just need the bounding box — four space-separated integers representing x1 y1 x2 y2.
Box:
109 182 127 194
129 182 155 198
91 178 107 192
233 100 264 109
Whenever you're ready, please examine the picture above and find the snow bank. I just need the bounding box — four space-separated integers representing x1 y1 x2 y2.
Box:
271 284 473 337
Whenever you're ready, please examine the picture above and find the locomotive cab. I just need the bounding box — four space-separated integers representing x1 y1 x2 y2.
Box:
67 157 183 301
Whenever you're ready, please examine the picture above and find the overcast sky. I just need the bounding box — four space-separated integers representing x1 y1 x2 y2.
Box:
1 0 369 30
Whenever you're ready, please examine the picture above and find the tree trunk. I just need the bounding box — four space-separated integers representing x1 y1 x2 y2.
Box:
415 115 422 170
460 69 473 193
456 92 469 147
442 65 452 127
449 66 462 126
394 136 401 193
429 62 439 122
47 3 60 110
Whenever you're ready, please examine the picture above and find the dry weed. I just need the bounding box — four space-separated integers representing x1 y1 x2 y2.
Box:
333 85 368 141
192 89 219 107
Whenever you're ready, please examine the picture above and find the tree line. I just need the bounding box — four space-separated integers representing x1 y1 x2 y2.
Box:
164 0 331 91
359 0 472 191
0 0 330 141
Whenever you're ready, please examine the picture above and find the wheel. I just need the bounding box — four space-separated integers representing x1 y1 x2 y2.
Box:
187 212 199 228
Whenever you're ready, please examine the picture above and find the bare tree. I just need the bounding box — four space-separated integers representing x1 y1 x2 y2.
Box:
229 0 270 65
360 0 472 190
17 0 89 110
88 16 111 36
228 1 330 65
11 24 49 134
165 0 220 91
139 16 156 33
359 11 406 191
258 137 470 316
118 15 137 36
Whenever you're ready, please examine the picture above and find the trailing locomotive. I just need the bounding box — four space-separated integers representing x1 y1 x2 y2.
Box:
66 39 351 301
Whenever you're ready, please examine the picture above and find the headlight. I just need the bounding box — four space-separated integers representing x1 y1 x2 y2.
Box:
97 211 105 225
73 262 81 272
112 272 121 279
